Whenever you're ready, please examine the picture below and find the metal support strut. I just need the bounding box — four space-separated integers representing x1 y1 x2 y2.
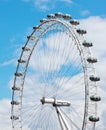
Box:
55 107 71 130
40 97 71 130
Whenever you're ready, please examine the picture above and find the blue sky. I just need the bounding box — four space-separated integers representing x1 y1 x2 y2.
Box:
0 0 106 130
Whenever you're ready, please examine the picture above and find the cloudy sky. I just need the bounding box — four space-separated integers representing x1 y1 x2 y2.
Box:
0 0 106 130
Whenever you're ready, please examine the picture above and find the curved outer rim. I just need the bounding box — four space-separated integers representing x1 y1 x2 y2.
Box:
11 18 97 130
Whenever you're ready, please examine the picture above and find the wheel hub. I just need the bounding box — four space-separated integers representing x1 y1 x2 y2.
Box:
40 97 70 107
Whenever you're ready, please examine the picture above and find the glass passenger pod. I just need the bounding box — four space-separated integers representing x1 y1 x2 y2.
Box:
27 35 35 40
12 86 21 91
87 57 97 63
89 116 99 122
11 116 19 120
82 41 93 47
40 18 47 23
33 25 39 30
15 72 23 77
47 14 55 19
70 20 79 25
11 100 20 105
76 29 87 34
22 46 31 51
55 12 63 18
90 95 101 102
62 14 72 20
89 75 100 82
18 59 26 63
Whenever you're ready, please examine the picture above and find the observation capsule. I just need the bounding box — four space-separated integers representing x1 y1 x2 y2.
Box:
90 95 101 102
82 41 93 47
40 18 47 23
55 12 63 18
33 25 39 30
87 57 97 63
22 46 30 51
27 35 35 40
18 59 26 63
12 86 20 91
63 14 72 20
89 75 100 82
11 116 19 120
76 29 87 34
70 20 79 25
47 14 55 19
15 72 23 77
89 116 99 122
11 101 20 105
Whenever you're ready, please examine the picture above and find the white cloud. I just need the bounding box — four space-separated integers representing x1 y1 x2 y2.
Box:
34 0 72 10
29 32 78 72
22 0 72 11
0 99 31 130
34 0 51 11
81 10 90 16
0 59 16 67
0 99 11 130
80 16 106 58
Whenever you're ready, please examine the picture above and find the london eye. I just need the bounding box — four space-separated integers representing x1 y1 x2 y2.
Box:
11 12 101 130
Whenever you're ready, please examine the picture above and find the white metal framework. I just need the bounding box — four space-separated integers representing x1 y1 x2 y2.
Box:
11 13 100 130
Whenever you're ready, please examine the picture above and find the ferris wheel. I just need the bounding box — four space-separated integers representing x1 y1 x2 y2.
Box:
11 12 101 130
